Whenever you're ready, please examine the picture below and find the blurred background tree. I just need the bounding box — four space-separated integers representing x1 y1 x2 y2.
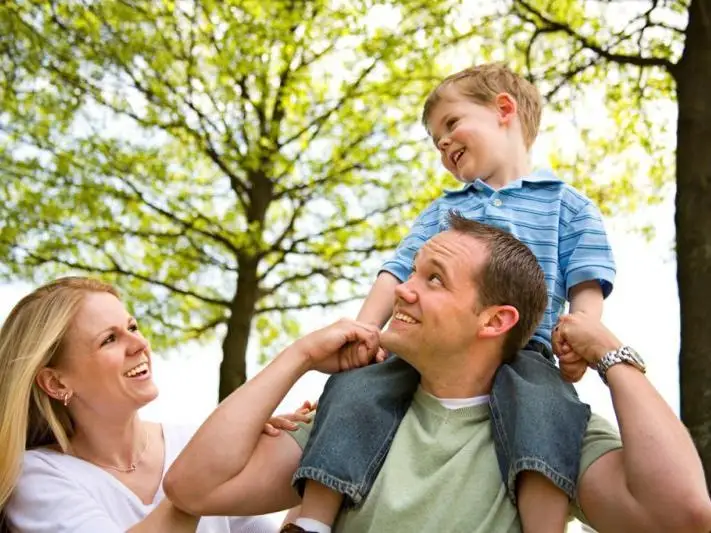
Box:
495 0 711 494
0 0 474 399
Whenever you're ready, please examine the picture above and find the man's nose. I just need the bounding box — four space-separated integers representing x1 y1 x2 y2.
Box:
394 280 418 303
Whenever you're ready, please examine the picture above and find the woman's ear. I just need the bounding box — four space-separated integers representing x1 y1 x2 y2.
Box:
477 305 520 340
35 368 70 403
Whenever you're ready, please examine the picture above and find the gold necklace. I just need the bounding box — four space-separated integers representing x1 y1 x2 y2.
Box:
76 426 150 474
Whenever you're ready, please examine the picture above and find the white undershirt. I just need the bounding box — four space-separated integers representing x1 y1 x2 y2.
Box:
423 391 490 410
5 424 274 533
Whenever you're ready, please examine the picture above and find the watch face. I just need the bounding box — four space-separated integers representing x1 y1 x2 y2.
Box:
626 347 646 369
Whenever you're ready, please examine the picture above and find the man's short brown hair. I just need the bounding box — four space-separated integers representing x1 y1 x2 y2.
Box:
447 212 548 361
422 63 542 149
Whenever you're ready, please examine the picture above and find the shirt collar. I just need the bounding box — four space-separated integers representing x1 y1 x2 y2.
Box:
444 168 562 195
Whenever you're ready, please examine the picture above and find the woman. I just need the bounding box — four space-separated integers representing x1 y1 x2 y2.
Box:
0 277 295 532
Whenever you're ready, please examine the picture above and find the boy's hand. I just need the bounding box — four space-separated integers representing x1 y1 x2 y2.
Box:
263 400 317 436
553 313 622 365
341 340 389 365
554 312 596 382
558 352 588 383
375 347 389 363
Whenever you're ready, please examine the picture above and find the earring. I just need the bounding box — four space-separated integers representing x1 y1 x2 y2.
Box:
61 391 73 407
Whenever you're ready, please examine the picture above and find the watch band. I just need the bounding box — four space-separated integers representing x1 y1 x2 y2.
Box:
596 345 646 385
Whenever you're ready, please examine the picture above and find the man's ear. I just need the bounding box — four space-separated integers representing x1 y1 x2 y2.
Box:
35 368 70 402
477 305 519 340
495 93 517 125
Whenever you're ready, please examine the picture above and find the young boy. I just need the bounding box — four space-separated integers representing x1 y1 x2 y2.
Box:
283 63 615 533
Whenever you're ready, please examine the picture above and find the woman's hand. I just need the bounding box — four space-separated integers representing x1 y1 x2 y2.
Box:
263 400 317 436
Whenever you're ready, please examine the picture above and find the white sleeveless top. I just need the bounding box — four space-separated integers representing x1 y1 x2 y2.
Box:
5 425 276 533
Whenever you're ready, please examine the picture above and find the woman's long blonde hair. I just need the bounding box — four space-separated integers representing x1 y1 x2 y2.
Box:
0 277 119 509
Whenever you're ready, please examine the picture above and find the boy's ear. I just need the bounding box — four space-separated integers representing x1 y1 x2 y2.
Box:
477 305 519 340
495 93 517 124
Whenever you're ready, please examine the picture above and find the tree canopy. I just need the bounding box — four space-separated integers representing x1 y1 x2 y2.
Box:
1 0 478 396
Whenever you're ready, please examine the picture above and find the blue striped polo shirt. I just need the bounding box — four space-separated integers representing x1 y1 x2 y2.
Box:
381 169 616 348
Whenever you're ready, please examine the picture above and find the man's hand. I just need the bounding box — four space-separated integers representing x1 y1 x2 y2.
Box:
552 313 622 366
293 318 381 374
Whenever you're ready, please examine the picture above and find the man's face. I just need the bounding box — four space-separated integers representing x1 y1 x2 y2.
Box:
427 87 508 183
381 231 488 368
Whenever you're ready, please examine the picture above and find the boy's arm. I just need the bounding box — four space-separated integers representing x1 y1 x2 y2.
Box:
357 271 401 327
560 281 604 381
375 199 442 316
558 198 613 380
569 280 604 319
559 199 616 303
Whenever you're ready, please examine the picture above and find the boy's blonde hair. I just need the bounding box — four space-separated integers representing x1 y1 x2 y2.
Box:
422 63 542 149
0 277 119 509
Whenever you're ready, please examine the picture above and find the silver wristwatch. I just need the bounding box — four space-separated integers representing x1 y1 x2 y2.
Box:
596 345 646 385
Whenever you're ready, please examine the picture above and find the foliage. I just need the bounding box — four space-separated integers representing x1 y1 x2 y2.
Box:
0 0 474 366
0 0 690 397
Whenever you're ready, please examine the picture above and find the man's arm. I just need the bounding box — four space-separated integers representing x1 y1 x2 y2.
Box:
163 319 380 517
554 315 711 533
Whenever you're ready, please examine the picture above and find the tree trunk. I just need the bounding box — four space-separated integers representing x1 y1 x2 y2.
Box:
676 0 711 491
219 255 260 401
218 169 273 401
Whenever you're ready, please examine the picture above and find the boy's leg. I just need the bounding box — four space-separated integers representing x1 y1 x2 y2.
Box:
293 355 420 510
517 472 569 532
289 482 343 533
490 342 590 532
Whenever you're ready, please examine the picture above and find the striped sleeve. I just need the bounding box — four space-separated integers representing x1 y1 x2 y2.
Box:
559 201 616 298
380 200 441 282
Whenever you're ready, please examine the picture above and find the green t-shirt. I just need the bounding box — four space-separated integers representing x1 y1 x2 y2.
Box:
289 387 621 533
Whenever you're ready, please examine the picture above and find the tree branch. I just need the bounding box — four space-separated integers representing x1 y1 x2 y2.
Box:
261 267 332 296
514 0 677 72
256 295 362 314
17 245 231 308
144 309 226 337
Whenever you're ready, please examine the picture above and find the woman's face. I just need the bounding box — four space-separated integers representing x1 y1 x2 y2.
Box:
57 292 158 419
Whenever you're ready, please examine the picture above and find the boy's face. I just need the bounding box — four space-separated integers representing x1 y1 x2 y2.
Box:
427 87 509 183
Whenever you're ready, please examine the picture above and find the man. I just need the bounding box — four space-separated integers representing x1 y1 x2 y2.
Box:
164 214 711 533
